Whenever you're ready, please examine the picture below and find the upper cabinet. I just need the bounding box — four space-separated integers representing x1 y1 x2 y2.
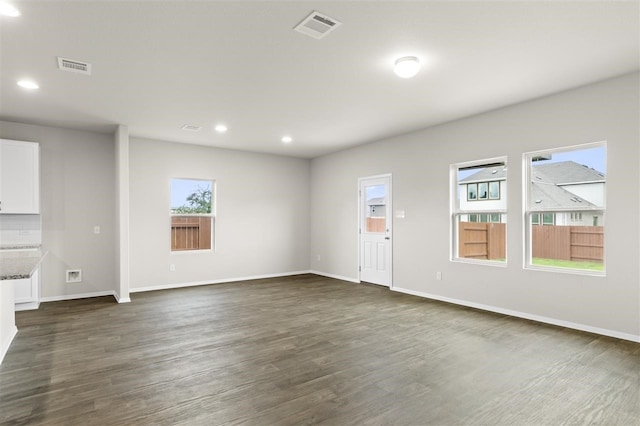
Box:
0 139 40 214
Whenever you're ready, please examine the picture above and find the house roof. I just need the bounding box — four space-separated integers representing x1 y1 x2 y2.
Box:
460 161 605 185
530 182 598 209
367 197 386 206
531 161 605 185
459 166 507 183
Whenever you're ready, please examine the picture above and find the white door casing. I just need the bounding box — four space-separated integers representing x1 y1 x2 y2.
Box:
359 174 392 287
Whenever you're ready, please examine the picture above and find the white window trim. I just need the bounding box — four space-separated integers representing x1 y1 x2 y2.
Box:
450 156 508 267
522 141 606 276
170 178 216 254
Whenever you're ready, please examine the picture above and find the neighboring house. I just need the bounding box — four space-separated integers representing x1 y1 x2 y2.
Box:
367 196 386 217
459 161 605 226
458 165 507 223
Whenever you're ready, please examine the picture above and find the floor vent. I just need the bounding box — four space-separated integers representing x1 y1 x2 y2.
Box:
57 57 92 75
181 124 202 132
294 11 341 39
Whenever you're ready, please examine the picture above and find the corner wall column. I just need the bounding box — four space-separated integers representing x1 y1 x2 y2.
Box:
115 125 131 303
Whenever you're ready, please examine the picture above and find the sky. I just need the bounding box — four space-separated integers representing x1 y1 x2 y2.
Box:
365 184 386 200
170 178 212 209
457 145 606 181
539 146 605 174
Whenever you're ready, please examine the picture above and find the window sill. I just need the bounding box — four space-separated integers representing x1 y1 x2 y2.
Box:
170 249 214 255
524 264 605 277
451 258 507 268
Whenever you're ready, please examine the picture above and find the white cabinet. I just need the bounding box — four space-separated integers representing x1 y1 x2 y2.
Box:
0 139 40 214
13 266 40 311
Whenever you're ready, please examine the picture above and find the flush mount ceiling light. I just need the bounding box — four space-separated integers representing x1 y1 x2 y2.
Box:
214 124 228 133
394 56 420 78
281 136 293 144
17 80 39 90
0 2 20 17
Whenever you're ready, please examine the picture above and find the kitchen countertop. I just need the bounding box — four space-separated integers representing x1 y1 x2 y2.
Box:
0 248 46 280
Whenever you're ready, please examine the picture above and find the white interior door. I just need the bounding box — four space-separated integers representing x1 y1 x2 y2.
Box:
359 175 392 287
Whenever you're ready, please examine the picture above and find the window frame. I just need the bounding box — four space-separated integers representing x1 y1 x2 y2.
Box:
451 156 508 267
523 142 606 276
489 181 500 200
170 178 216 253
467 183 477 201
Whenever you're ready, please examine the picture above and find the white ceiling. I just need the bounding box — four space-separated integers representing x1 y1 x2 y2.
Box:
1 1 638 159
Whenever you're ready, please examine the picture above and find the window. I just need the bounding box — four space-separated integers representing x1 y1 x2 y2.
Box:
478 182 488 200
489 181 500 199
467 184 477 201
170 178 214 251
531 213 555 226
452 158 507 264
524 142 605 273
467 180 500 201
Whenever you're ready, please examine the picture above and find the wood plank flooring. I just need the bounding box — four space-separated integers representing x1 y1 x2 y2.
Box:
0 274 638 425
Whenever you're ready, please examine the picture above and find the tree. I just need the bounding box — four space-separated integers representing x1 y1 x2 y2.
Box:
173 185 212 214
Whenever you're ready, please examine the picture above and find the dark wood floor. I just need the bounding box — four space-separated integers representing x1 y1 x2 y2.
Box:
1 274 638 425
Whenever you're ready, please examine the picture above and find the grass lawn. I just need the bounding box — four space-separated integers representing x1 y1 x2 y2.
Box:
532 258 604 271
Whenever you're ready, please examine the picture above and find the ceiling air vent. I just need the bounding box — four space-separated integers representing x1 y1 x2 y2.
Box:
294 11 341 39
57 57 92 75
181 125 202 132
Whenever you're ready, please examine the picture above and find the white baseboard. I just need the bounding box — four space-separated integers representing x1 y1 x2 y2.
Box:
40 290 118 303
309 270 359 284
113 291 131 303
0 325 18 365
392 286 640 343
130 270 312 293
15 301 40 311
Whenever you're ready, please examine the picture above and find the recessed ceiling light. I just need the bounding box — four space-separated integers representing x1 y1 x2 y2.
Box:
281 136 293 144
17 80 39 90
0 2 20 17
394 56 420 78
215 124 228 133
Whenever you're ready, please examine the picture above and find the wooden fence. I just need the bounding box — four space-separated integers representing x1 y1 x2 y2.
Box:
458 222 604 263
458 222 506 260
532 225 603 262
366 217 386 233
171 216 211 251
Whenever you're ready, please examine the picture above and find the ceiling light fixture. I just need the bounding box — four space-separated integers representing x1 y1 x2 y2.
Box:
0 2 20 17
394 56 420 78
215 124 228 133
17 80 39 90
281 136 293 144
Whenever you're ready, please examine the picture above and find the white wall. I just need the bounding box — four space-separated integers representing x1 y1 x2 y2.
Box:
310 73 640 339
0 121 117 299
0 214 41 245
128 137 310 290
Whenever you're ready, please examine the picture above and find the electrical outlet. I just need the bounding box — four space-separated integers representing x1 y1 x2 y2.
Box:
94 226 101 234
170 264 176 272
66 269 82 283
436 271 442 280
